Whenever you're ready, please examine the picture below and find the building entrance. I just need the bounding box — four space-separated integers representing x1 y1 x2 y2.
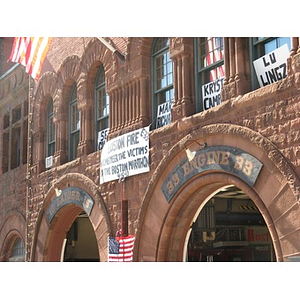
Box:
186 186 275 262
62 211 100 262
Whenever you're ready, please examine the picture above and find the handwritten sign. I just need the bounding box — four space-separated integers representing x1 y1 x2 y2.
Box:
97 128 109 150
202 77 224 110
253 44 290 87
161 146 263 203
100 126 150 183
156 100 173 128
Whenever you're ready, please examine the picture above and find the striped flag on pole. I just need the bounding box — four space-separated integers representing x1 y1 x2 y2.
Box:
108 235 135 262
8 37 53 81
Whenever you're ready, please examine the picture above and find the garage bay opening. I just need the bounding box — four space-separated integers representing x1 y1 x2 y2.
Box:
186 186 275 262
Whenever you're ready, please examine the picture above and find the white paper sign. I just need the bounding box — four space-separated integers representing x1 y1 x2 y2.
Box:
97 128 109 150
253 44 290 88
100 126 150 183
156 100 173 128
202 77 224 110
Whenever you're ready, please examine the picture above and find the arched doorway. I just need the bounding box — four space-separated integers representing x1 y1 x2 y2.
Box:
185 185 275 262
32 178 113 262
62 211 100 262
0 211 26 262
135 124 300 262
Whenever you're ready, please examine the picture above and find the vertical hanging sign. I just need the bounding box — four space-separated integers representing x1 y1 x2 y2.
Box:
156 100 173 128
100 127 150 184
202 77 224 110
97 128 109 150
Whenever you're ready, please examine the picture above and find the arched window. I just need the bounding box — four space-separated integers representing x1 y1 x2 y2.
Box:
46 98 55 157
95 66 109 150
195 37 225 112
250 37 291 90
151 37 173 129
69 84 80 160
8 237 25 262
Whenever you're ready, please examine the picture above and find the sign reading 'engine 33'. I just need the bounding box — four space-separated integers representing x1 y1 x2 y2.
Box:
161 146 263 203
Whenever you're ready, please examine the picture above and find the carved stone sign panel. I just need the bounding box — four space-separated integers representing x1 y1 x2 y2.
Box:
161 146 263 203
46 187 94 223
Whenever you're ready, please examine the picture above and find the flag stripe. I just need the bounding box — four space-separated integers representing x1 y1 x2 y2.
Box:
8 37 52 80
108 235 135 262
30 37 53 80
206 37 225 81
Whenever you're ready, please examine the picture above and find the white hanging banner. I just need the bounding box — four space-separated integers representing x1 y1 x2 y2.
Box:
253 44 290 88
100 126 150 184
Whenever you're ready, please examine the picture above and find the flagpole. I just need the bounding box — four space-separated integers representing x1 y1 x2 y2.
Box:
121 174 124 260
26 75 34 262
118 173 125 261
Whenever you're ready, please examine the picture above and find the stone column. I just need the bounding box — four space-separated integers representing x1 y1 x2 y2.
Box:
170 37 195 120
53 90 68 165
77 74 93 156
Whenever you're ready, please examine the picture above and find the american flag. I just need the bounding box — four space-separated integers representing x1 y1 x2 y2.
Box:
9 37 53 81
205 37 225 81
108 235 135 262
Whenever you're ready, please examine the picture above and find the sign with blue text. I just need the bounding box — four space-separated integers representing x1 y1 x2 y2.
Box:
100 126 150 183
253 44 290 88
46 187 94 223
161 146 263 203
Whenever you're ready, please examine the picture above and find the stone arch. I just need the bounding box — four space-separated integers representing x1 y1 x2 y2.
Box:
56 56 81 117
32 172 113 261
57 55 81 86
135 123 300 261
34 71 58 105
80 37 114 76
0 210 26 261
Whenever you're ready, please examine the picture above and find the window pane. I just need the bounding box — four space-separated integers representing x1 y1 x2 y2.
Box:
96 68 105 86
49 115 55 143
153 37 169 54
95 67 109 135
152 37 173 129
256 37 291 55
278 37 291 49
97 116 109 132
11 238 25 257
156 87 174 105
48 142 55 157
70 131 79 159
70 103 80 132
264 39 276 54
155 52 172 91
97 88 109 118
200 37 224 69
69 84 80 160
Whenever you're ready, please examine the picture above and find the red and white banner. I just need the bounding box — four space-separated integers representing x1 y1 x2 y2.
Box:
9 37 53 80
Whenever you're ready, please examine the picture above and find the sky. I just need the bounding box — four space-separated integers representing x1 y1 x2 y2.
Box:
1 0 299 37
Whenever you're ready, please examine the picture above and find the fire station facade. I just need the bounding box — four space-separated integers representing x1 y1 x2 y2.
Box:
1 37 300 262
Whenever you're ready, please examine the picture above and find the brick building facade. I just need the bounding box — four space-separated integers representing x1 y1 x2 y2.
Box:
0 37 300 262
